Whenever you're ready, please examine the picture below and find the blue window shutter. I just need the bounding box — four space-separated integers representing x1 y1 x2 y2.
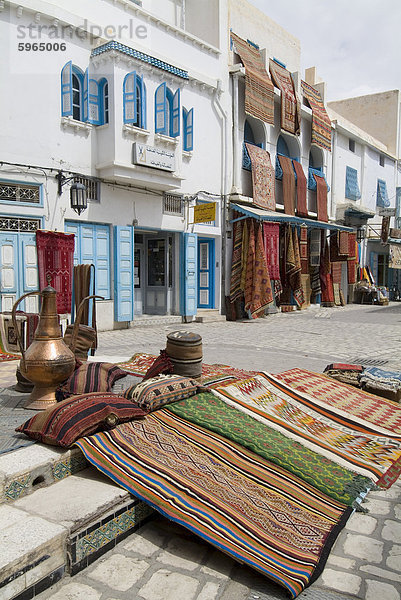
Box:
64 222 80 266
345 166 361 201
171 88 181 137
155 82 167 134
184 107 193 151
21 233 38 294
180 232 198 317
396 187 401 228
140 75 147 129
377 179 390 208
61 61 73 117
123 72 138 124
95 225 111 300
87 78 101 125
114 226 134 322
83 69 89 122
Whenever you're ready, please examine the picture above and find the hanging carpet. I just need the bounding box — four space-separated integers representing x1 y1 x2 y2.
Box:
347 232 357 284
286 226 304 308
36 230 75 315
214 373 401 488
229 217 244 302
320 235 334 306
244 220 273 318
76 410 351 599
292 161 308 217
313 174 328 223
278 155 295 215
269 59 300 134
301 81 332 151
330 232 348 263
245 143 275 210
263 222 281 280
300 225 309 274
230 32 274 125
309 230 321 267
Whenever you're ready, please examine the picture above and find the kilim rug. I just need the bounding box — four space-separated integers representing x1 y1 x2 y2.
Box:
347 232 357 284
214 373 401 488
231 32 274 125
330 232 348 263
301 81 332 151
313 174 328 223
269 59 299 134
276 368 401 438
309 229 321 267
36 230 75 314
118 352 157 375
76 411 351 598
292 160 308 217
286 226 304 308
300 225 309 274
339 231 349 256
320 237 334 306
244 220 274 318
331 262 343 286
229 217 244 301
245 144 275 210
263 222 281 280
278 155 295 215
167 392 371 507
310 266 321 301
241 219 249 292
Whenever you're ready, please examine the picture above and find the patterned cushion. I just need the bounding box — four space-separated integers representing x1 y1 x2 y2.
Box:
58 361 127 399
143 349 174 381
123 374 198 411
15 392 148 448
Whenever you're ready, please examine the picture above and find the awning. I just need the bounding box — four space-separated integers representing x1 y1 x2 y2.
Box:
230 203 353 232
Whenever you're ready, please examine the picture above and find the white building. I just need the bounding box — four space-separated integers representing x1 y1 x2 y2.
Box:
0 0 228 328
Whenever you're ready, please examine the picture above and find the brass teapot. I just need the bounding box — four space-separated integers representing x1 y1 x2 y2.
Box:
11 276 102 410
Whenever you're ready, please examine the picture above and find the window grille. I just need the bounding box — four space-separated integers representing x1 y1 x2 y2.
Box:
0 217 40 232
74 177 99 201
0 182 40 203
163 193 183 215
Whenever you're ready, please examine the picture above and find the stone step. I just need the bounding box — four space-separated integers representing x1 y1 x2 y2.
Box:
195 310 226 323
1 466 154 599
131 315 183 328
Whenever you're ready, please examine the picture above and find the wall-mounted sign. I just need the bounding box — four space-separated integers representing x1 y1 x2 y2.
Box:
378 207 395 217
132 142 175 172
389 244 401 269
390 228 401 239
193 203 216 224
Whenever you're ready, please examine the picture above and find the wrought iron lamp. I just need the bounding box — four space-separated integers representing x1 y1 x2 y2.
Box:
356 226 366 243
56 171 87 215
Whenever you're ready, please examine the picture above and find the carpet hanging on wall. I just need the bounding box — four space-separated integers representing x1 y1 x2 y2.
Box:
244 220 273 318
36 230 75 314
320 235 335 306
301 80 332 151
245 143 276 211
229 216 244 302
292 160 308 217
313 173 328 223
230 32 274 125
300 225 309 274
278 155 295 215
286 225 304 308
269 59 300 134
347 232 357 284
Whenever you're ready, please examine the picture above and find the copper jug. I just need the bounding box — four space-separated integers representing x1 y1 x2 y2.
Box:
11 276 76 410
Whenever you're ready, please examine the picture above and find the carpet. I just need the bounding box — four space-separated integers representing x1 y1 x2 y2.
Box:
269 59 299 134
244 220 274 318
231 32 274 125
276 368 401 438
245 144 275 211
313 174 328 223
263 223 281 281
214 373 401 488
36 230 75 314
300 225 309 274
230 217 244 302
309 230 321 267
292 160 308 217
320 237 334 306
347 233 357 285
278 155 295 215
76 411 351 598
167 392 371 507
286 226 304 308
330 232 348 263
359 367 401 395
301 81 332 151
118 353 157 375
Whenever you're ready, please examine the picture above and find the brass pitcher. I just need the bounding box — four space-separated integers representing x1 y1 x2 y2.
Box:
11 276 76 410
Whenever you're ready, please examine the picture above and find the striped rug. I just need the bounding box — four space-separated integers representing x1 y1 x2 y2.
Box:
76 411 351 598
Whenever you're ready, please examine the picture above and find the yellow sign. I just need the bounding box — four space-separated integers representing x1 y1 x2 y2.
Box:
193 203 216 224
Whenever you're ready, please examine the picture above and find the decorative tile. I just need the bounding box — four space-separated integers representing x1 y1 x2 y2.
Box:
4 474 31 501
52 454 88 481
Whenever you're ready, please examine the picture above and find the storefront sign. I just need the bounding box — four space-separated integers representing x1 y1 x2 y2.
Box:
193 203 216 224
390 228 401 239
378 207 395 217
132 143 175 172
389 244 401 269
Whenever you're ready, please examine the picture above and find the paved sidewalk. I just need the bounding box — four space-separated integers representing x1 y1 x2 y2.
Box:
4 302 401 600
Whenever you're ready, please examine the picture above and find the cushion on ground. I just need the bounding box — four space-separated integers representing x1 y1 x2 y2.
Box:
122 374 198 411
58 361 127 399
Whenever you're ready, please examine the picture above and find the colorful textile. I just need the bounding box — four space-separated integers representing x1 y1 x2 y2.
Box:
71 264 98 354
324 364 364 388
36 230 75 314
292 161 308 217
381 216 390 244
119 353 157 376
244 221 273 318
339 232 349 256
269 59 300 134
310 266 321 299
240 219 249 291
231 32 274 125
0 313 23 356
77 412 351 598
313 174 328 223
330 233 348 263
309 230 321 266
122 374 198 411
276 368 401 438
58 361 127 399
263 223 280 279
347 232 357 284
214 373 401 488
200 363 258 388
167 392 370 506
301 81 332 151
278 155 295 215
300 225 309 274
245 144 275 210
359 367 401 394
230 217 244 301
331 262 342 285
16 392 147 448
320 236 334 306
286 226 304 307
143 349 174 380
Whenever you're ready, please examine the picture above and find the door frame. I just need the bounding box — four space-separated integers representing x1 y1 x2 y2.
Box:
197 237 215 309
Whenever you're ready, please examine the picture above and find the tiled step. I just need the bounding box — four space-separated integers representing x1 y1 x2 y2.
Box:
195 310 226 323
131 315 183 328
1 467 154 600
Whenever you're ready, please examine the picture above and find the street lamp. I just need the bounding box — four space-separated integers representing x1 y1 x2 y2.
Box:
356 226 366 243
56 171 88 215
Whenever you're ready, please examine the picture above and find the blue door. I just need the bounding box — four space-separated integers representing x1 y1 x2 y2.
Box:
197 238 215 308
0 231 39 312
114 226 134 322
180 233 197 317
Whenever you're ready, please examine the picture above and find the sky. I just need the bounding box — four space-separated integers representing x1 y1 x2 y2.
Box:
248 0 401 102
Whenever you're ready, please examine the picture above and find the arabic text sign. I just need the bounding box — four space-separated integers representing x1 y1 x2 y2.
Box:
132 142 175 172
193 203 216 224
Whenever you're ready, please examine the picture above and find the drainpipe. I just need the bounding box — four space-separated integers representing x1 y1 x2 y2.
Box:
330 124 337 221
212 78 229 314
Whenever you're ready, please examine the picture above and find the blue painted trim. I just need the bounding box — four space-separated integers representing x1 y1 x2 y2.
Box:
91 41 189 80
197 238 215 309
345 166 361 201
272 57 286 69
61 60 73 117
155 82 167 134
0 179 44 208
183 107 193 151
377 178 390 208
308 167 330 192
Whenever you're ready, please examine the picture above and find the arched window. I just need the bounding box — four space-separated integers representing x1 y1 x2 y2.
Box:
277 135 290 157
72 70 83 121
61 62 107 125
183 107 194 151
99 79 109 125
155 83 180 137
123 72 146 128
244 120 256 144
